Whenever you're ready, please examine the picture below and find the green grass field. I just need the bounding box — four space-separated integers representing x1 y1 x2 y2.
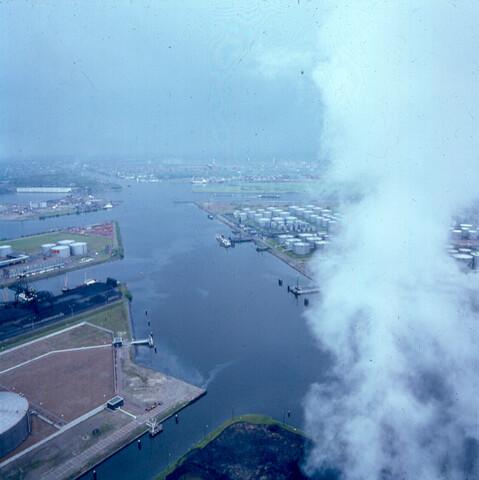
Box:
0 231 112 254
0 298 129 351
190 181 320 194
87 299 131 339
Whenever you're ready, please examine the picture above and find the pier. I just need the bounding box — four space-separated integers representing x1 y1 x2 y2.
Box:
131 334 154 348
288 285 320 296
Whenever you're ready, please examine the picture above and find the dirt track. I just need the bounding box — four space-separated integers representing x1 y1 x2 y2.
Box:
0 346 114 422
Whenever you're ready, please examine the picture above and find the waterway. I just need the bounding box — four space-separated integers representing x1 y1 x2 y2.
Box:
0 182 329 480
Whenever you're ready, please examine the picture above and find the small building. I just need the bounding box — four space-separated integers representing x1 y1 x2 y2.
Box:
106 396 124 411
113 337 123 348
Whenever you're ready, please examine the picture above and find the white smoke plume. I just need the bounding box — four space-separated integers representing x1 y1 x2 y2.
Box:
304 3 479 479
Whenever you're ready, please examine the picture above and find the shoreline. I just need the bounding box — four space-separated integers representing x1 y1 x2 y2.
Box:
194 202 315 281
0 300 207 480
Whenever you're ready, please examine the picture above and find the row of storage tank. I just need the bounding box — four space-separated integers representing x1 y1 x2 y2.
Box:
0 240 88 260
448 246 479 269
41 239 88 258
233 205 341 234
0 245 13 257
277 233 331 255
450 223 479 240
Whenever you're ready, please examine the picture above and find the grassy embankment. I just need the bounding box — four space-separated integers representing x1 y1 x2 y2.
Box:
190 181 320 195
113 220 124 258
0 298 130 352
154 414 306 480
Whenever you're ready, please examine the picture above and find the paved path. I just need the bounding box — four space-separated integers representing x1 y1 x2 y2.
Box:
40 384 204 480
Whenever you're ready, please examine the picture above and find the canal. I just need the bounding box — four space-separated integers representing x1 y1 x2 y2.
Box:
0 182 328 480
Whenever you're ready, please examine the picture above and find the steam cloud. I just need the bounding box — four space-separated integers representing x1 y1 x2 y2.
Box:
304 3 479 479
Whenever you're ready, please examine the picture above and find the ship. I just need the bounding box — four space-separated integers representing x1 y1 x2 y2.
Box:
190 177 209 185
61 274 98 293
215 234 231 248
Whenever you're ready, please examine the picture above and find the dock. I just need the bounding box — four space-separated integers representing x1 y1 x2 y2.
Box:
230 236 253 244
146 419 163 437
131 334 154 348
288 285 319 297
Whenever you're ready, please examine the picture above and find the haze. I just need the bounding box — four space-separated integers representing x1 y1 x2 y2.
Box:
1 1 321 161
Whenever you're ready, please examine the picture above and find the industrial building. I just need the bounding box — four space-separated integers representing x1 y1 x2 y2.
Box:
0 392 30 458
107 396 124 411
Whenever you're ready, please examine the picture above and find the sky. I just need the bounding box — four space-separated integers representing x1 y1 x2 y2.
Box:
1 1 322 162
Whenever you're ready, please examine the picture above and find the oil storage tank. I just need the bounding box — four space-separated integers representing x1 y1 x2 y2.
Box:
41 243 56 255
51 245 71 258
0 245 12 257
57 239 75 246
0 392 30 458
293 242 311 255
70 242 87 256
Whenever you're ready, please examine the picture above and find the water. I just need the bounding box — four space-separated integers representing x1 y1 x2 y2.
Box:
0 183 328 480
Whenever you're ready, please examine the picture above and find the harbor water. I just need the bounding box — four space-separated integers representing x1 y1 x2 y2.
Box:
0 182 329 480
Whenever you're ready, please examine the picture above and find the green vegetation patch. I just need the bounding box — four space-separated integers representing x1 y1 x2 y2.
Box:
190 181 320 194
113 220 124 258
155 415 305 480
10 173 121 191
85 299 131 339
0 298 129 350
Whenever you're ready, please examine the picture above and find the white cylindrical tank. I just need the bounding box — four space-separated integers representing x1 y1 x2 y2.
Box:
239 212 248 221
278 234 294 246
247 211 255 219
51 245 71 258
451 229 462 240
285 238 298 250
314 240 328 251
279 211 289 219
258 218 271 229
57 239 75 246
262 211 272 219
293 242 311 255
0 245 12 257
41 243 56 255
272 217 284 224
233 211 240 219
453 253 473 267
254 213 263 222
70 242 87 256
0 392 30 458
472 251 479 269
